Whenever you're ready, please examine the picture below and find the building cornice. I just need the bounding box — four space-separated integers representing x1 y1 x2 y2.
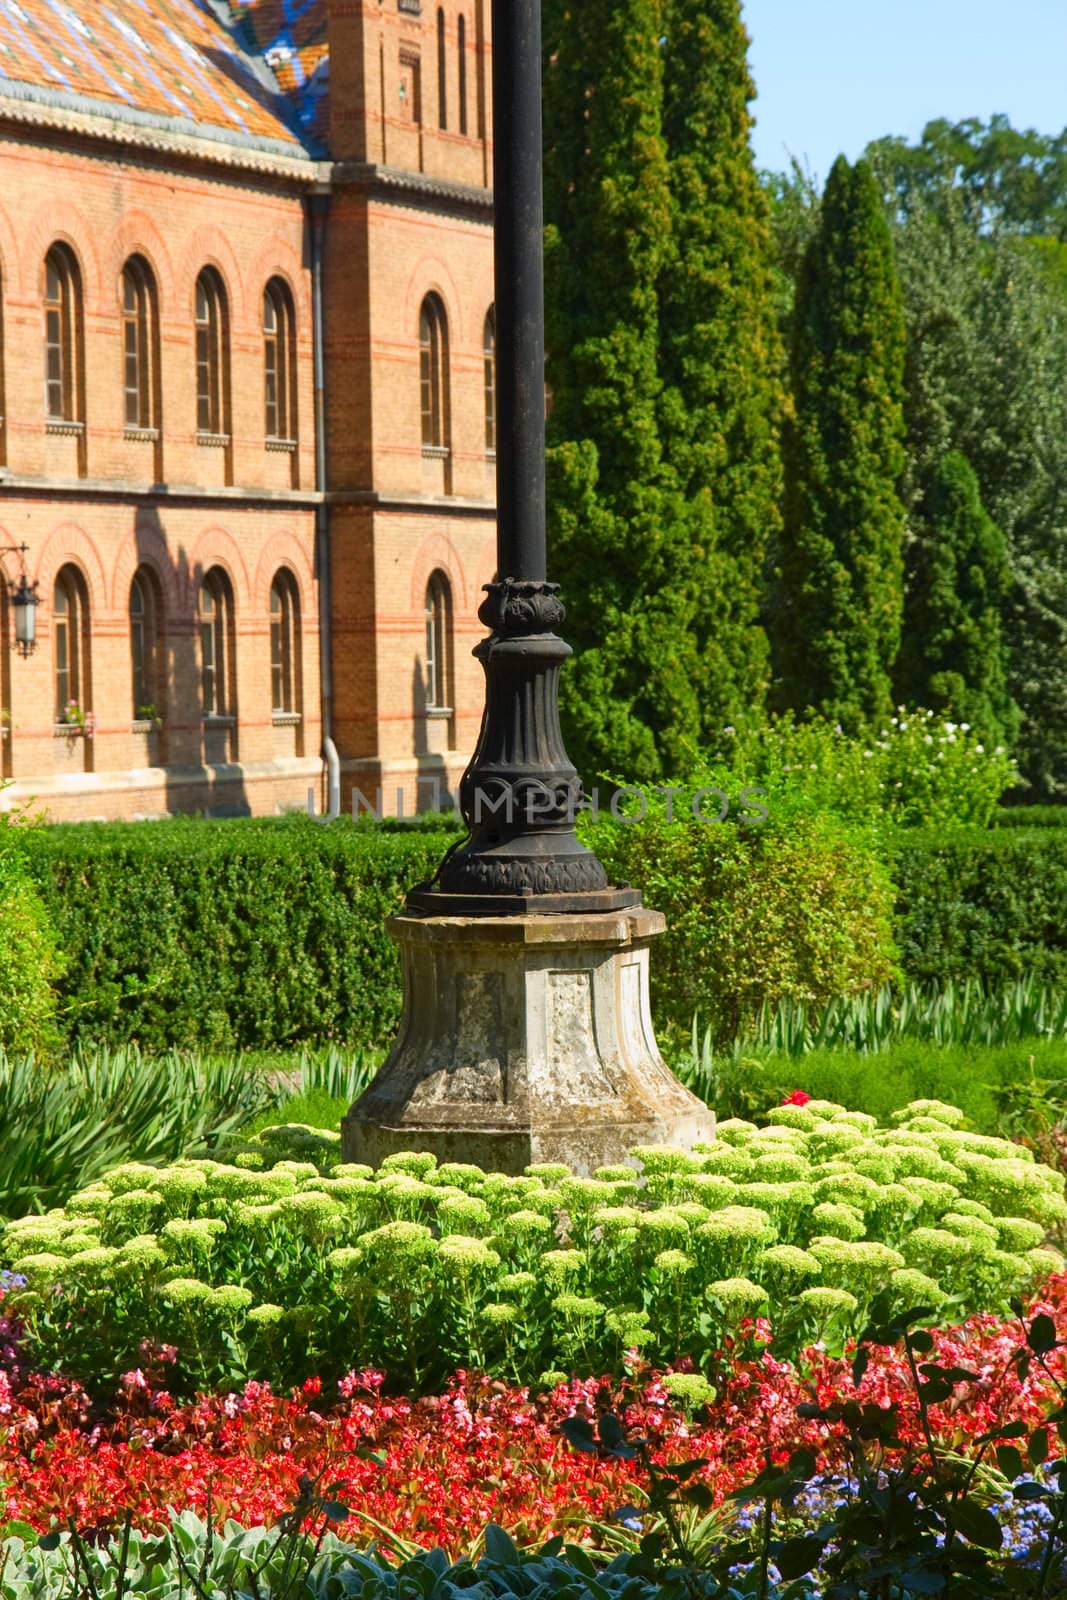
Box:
0 474 497 516
0 84 325 181
333 163 494 219
0 472 320 509
0 92 495 211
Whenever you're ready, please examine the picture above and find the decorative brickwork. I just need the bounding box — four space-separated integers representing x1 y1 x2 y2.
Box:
0 0 495 821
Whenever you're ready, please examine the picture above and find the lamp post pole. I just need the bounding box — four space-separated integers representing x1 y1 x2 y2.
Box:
410 0 635 914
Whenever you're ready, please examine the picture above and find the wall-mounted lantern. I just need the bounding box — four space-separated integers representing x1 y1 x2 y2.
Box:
2 544 40 658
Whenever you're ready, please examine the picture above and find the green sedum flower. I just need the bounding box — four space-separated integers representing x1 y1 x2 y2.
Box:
888 1267 946 1307
379 1150 438 1178
437 1194 494 1236
761 1244 822 1285
708 1277 769 1320
480 1301 520 1327
653 1249 695 1277
499 1270 538 1299
661 1373 717 1411
797 1286 859 1320
437 1234 501 1277
160 1277 214 1307
539 1249 585 1289
552 1293 605 1321
247 1303 286 1328
811 1202 866 1242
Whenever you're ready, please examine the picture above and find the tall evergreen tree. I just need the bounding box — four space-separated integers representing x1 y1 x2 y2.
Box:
769 155 907 732
543 0 700 784
658 0 785 739
896 450 1020 750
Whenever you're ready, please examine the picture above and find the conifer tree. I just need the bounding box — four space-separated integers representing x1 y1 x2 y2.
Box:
896 450 1020 751
659 0 785 738
543 0 700 784
769 155 907 732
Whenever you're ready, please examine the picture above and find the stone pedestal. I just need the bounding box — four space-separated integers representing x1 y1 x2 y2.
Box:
342 907 714 1174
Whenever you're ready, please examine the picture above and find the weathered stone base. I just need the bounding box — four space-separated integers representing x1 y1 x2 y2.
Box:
342 907 714 1174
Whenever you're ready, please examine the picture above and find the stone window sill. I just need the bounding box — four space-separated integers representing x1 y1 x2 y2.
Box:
425 705 453 718
46 419 84 437
125 426 160 442
203 714 236 727
130 719 161 733
485 448 497 461
266 437 297 453
53 722 88 738
272 710 302 726
398 0 420 12
197 432 231 448
421 444 450 459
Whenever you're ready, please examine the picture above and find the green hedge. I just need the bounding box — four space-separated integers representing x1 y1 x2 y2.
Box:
14 819 450 1052
995 804 1067 827
9 817 1067 1054
891 827 1067 987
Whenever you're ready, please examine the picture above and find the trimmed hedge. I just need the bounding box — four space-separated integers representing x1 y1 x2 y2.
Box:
891 827 1067 988
14 818 451 1052
9 817 1067 1054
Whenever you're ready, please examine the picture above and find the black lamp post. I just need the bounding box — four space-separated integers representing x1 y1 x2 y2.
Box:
3 545 39 658
410 0 637 916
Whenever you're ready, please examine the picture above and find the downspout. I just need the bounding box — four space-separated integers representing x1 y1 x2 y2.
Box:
308 187 340 820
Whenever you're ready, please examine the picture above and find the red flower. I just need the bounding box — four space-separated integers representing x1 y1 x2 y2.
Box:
782 1090 811 1106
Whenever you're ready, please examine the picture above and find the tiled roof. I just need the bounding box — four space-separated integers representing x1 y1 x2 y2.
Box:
0 0 329 156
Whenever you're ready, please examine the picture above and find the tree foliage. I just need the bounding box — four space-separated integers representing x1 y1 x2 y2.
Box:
657 0 785 739
896 450 1019 752
769 156 907 731
543 0 782 780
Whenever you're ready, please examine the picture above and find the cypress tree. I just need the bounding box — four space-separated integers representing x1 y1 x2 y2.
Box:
769 155 907 732
659 0 785 739
896 450 1020 750
543 0 700 784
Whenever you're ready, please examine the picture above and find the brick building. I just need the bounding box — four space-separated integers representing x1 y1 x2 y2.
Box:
0 0 496 821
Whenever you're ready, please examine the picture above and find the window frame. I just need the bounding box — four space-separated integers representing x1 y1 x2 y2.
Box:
44 245 81 424
122 257 157 432
195 270 228 439
263 279 297 445
424 571 452 711
269 571 300 716
53 565 89 722
419 294 449 451
457 14 468 135
437 8 448 129
199 569 232 718
129 568 163 720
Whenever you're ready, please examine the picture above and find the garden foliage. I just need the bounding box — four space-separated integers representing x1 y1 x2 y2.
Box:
770 156 907 733
0 852 62 1061
11 818 446 1052
896 450 1020 753
4 1100 1063 1397
587 808 898 1046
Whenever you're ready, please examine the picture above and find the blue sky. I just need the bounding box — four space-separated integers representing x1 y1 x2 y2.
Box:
742 0 1067 182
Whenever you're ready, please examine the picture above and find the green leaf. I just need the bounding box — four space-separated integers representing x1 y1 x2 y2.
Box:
483 1525 520 1567
1027 1314 1057 1354
953 1499 1003 1551
995 1445 1025 1481
776 1535 824 1580
1028 1429 1049 1467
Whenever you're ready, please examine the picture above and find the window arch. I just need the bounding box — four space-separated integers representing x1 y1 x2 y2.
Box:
437 8 448 129
122 256 159 431
129 567 164 719
199 567 234 717
483 307 496 453
53 565 90 722
270 570 301 716
419 294 449 451
263 279 297 444
195 269 229 437
44 244 83 423
424 570 452 711
457 14 468 135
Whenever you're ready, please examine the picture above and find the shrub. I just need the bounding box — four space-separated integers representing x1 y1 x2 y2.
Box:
12 818 450 1052
586 808 898 1044
891 826 1067 987
0 852 62 1060
5 1099 1062 1397
706 709 1016 830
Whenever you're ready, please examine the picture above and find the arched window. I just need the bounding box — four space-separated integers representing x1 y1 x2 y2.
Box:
424 571 452 711
419 294 448 450
437 8 447 129
44 245 82 422
483 307 496 453
270 571 300 715
457 14 468 135
122 257 158 431
0 257 6 464
263 279 297 443
130 568 163 719
199 568 233 716
195 269 228 437
54 565 89 721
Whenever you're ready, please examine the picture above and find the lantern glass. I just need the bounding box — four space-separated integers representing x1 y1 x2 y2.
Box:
12 577 38 655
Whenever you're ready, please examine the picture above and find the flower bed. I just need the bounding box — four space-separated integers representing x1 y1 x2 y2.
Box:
3 1278 1066 1553
4 1100 1063 1397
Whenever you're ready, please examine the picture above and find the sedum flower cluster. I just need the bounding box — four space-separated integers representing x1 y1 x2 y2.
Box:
2 1101 1063 1396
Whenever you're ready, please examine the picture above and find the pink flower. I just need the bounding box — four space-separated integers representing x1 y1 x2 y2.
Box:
782 1089 811 1106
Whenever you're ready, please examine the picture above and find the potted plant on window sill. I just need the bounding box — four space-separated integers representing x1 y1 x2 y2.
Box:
55 701 94 742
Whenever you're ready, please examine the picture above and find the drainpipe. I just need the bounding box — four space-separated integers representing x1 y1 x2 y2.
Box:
307 187 340 820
